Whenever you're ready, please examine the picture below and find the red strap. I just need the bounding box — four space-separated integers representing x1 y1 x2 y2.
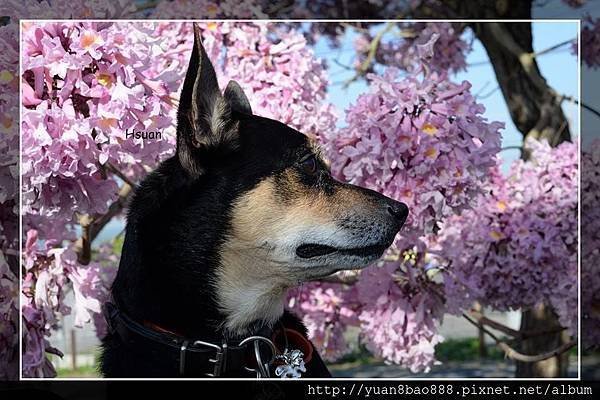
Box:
143 321 183 336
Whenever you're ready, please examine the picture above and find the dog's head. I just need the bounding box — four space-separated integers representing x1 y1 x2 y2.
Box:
155 24 408 332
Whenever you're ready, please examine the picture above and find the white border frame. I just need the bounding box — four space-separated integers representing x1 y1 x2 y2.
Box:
18 18 582 382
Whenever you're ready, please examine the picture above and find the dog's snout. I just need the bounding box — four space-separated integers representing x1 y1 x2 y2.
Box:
386 200 409 226
345 184 409 229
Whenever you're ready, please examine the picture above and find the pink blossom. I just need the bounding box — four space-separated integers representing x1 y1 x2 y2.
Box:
287 283 358 361
582 139 600 349
439 139 578 335
323 35 503 249
355 262 445 372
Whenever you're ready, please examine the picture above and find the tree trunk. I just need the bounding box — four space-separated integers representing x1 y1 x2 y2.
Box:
471 21 571 147
516 305 571 377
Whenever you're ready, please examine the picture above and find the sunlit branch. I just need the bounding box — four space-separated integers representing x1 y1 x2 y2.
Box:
343 22 395 88
469 37 576 67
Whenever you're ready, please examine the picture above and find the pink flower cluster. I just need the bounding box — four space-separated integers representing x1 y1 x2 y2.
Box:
22 230 117 377
21 21 179 240
324 34 503 250
582 140 600 349
287 283 358 361
440 139 578 335
287 256 448 372
353 23 471 75
355 262 445 373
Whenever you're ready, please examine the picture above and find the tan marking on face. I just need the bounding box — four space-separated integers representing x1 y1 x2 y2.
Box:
215 165 384 334
224 165 383 261
230 175 327 242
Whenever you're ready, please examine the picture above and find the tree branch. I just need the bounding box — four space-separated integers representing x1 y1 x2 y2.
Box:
486 23 555 97
469 37 575 67
534 38 575 57
332 59 355 71
0 160 17 168
106 162 138 189
74 183 133 265
561 94 600 120
462 312 575 363
344 22 395 88
468 309 566 341
478 86 501 100
473 19 571 148
318 270 360 285
501 145 523 152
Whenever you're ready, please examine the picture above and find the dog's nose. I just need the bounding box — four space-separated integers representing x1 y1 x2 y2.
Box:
386 200 409 226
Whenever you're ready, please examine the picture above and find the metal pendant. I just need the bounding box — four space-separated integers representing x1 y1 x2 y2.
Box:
274 349 306 379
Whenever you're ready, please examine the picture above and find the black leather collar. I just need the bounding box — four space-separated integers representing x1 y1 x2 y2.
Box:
103 302 277 377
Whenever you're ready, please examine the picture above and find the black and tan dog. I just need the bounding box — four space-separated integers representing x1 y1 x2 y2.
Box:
99 24 408 378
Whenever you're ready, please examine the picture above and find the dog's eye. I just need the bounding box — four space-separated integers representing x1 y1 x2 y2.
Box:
300 155 318 175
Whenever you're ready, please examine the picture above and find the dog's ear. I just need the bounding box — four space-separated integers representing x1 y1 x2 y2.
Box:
224 80 252 115
176 23 239 177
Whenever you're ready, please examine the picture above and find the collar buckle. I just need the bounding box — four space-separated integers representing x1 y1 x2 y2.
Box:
194 340 225 377
179 339 226 377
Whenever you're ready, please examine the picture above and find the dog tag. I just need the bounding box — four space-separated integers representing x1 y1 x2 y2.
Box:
274 349 306 379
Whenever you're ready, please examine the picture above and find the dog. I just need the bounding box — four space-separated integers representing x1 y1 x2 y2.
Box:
99 23 408 378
